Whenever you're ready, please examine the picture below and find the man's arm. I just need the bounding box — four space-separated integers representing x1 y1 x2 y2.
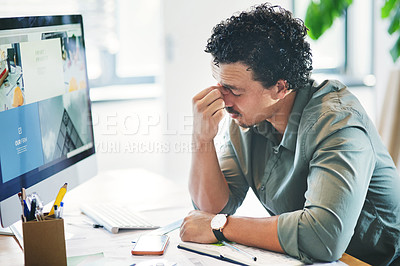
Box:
180 210 285 253
224 215 284 253
189 86 230 213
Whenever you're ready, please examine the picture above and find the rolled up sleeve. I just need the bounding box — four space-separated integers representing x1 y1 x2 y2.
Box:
218 139 249 215
278 121 375 263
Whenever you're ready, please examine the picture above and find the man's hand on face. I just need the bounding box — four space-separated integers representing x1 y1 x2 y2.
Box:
192 86 225 144
180 210 217 243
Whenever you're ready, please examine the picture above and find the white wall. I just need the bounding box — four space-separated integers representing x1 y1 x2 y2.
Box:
373 0 399 122
160 1 291 182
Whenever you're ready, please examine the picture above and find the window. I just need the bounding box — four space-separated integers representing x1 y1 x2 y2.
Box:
294 0 346 74
1 1 373 89
82 0 162 88
292 0 376 121
1 0 162 89
293 0 374 85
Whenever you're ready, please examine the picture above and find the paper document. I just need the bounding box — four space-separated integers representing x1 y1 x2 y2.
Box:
178 241 303 266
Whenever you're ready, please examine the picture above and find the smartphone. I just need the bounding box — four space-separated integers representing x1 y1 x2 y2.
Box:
131 235 170 255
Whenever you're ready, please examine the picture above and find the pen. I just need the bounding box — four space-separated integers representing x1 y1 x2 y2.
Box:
83 219 103 228
93 224 103 228
48 183 67 216
221 241 257 261
18 192 26 222
23 200 30 220
21 188 26 201
35 212 42 221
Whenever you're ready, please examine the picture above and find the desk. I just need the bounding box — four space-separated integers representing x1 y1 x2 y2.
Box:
0 169 369 265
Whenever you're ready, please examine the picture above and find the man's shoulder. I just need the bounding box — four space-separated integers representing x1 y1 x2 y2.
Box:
310 79 347 98
303 79 366 119
299 79 370 133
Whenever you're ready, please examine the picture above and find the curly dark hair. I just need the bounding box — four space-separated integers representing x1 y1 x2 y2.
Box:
205 3 313 91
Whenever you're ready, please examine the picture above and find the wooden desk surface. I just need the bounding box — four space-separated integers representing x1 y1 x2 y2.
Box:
340 253 370 265
0 169 370 265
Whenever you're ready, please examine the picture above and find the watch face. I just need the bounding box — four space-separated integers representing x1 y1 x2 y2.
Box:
211 214 227 230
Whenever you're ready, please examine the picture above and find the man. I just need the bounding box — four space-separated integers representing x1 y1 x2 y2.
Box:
180 3 400 265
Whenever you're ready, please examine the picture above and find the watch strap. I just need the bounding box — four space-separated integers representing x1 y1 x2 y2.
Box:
212 228 229 242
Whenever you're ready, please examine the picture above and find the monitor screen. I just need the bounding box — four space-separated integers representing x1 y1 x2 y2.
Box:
0 15 97 227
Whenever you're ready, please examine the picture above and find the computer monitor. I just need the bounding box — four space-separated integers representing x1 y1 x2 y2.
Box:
0 15 97 228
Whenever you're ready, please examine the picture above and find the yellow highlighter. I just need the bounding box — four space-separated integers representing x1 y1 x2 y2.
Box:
48 183 67 216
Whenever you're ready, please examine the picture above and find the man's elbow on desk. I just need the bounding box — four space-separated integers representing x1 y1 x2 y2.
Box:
278 212 351 263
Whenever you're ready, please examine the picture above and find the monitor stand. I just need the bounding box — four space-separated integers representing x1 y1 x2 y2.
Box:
0 226 13 236
9 221 23 248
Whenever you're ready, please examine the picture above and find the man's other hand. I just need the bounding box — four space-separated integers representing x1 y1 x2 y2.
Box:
180 210 217 243
192 86 225 144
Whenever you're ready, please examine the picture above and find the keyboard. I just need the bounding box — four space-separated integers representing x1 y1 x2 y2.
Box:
80 203 159 234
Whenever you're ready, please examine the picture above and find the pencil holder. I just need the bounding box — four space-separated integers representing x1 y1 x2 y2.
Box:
22 216 67 266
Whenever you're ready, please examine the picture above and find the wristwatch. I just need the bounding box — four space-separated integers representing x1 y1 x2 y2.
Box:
211 214 229 242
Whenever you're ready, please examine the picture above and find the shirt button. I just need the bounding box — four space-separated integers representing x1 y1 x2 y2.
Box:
260 185 265 191
273 147 279 154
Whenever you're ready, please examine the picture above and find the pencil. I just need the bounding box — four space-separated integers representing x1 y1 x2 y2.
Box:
48 183 67 216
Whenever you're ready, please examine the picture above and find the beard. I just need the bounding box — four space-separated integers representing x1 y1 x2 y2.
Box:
225 107 252 128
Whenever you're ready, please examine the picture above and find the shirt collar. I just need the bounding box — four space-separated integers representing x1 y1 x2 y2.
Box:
253 80 315 152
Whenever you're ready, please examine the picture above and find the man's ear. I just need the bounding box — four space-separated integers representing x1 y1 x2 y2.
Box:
275 80 291 99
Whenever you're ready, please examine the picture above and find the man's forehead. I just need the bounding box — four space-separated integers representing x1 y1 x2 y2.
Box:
211 62 252 84
211 64 250 92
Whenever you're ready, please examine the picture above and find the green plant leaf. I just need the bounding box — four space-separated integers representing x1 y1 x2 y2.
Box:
381 0 397 18
388 7 400 34
305 0 352 40
305 0 400 62
389 35 400 62
305 2 323 40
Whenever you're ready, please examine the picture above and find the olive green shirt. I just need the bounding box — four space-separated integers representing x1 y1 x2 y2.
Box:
217 80 400 265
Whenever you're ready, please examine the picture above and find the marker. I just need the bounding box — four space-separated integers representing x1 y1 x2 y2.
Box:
54 205 59 219
48 183 67 216
29 199 37 221
221 241 257 261
31 192 44 220
59 202 64 218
